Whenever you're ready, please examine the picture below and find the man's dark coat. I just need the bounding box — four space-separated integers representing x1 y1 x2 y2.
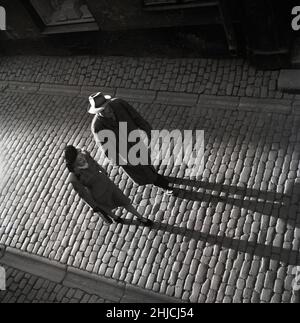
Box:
92 98 159 186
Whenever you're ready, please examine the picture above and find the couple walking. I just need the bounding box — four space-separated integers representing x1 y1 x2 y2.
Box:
66 92 173 225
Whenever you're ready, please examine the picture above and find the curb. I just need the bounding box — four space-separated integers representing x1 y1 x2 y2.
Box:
116 88 157 103
80 86 117 98
156 91 198 106
8 81 40 93
39 84 81 96
239 97 293 114
197 95 239 111
0 80 295 115
0 247 66 284
0 246 182 303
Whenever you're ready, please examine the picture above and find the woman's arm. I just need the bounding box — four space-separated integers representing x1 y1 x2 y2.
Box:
84 151 108 175
67 173 99 210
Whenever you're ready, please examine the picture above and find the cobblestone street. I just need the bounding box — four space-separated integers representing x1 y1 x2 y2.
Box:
0 56 300 303
0 56 293 99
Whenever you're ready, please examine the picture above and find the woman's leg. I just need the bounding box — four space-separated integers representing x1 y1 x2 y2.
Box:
105 210 123 223
124 204 153 226
96 209 122 224
98 212 113 224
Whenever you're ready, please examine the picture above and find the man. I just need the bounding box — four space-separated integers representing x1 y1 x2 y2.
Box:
88 92 173 194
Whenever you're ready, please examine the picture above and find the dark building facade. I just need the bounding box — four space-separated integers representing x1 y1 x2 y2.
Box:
0 0 296 68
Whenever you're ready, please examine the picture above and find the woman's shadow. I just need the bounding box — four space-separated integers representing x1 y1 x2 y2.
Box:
116 181 300 267
113 179 300 267
117 216 300 267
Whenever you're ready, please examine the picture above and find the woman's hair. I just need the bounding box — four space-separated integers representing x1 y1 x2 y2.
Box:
65 145 78 172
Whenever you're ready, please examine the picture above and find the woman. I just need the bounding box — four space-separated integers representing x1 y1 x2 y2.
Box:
65 145 152 226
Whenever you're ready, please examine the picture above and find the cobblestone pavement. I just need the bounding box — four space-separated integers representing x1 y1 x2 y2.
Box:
0 56 295 100
0 56 300 303
0 265 107 303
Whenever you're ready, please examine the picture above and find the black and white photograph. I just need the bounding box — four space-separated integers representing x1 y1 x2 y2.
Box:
0 0 299 309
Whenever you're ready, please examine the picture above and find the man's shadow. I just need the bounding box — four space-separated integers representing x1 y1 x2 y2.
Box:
165 177 300 228
166 176 291 201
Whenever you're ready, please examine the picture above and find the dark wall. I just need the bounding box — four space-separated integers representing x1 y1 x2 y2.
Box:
0 0 41 40
241 0 293 68
241 0 292 51
86 0 221 31
0 0 295 69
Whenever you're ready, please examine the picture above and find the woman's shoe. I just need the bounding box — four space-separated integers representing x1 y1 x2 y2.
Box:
113 217 124 224
139 218 153 227
100 214 114 225
165 189 174 196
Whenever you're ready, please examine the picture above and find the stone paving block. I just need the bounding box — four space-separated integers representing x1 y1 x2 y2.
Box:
292 100 300 115
0 81 8 91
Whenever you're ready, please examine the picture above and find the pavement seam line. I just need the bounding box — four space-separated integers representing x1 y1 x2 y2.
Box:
0 80 295 115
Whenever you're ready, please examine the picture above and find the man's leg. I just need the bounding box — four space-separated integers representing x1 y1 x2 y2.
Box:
154 175 169 189
154 174 174 195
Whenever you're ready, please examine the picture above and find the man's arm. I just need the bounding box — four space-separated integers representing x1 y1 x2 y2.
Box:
119 99 152 138
91 115 103 134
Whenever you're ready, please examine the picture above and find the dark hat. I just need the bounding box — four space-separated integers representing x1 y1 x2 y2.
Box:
88 92 112 114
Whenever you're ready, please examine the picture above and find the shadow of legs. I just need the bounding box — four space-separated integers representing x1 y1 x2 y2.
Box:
166 176 290 201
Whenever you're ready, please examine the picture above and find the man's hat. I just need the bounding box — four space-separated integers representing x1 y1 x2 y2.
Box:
88 92 112 114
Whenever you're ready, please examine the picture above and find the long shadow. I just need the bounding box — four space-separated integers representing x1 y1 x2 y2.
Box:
171 188 300 228
164 178 300 227
165 176 291 201
114 181 300 266
117 219 300 266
